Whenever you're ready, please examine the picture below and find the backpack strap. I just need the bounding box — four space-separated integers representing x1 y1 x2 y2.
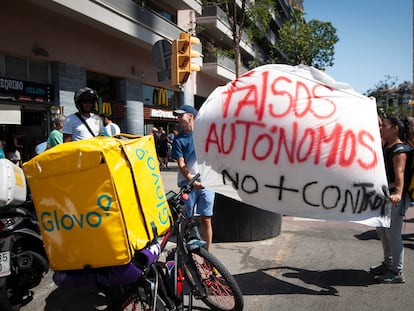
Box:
390 143 412 154
75 112 96 137
390 143 414 199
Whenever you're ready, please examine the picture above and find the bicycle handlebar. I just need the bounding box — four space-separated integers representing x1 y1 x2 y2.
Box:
164 173 201 223
166 173 201 211
174 173 201 201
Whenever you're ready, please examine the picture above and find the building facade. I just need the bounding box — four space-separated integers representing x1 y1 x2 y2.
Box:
0 0 298 161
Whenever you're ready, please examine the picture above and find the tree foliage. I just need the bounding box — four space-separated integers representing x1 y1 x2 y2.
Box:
276 9 338 70
367 75 413 118
202 0 276 77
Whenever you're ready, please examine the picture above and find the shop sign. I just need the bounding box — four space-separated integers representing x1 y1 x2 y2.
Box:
152 88 168 106
95 100 112 115
0 76 53 103
102 101 112 114
150 109 176 119
94 99 125 118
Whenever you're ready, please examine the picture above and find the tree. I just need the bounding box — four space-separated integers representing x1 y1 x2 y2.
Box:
275 9 338 70
366 75 413 117
203 0 277 77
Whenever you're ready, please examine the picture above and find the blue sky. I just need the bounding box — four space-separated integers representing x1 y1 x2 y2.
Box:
303 0 412 95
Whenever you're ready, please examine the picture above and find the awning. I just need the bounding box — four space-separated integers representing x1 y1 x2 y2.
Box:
0 105 21 124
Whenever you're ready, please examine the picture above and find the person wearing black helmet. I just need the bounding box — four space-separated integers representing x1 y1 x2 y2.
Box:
63 87 103 142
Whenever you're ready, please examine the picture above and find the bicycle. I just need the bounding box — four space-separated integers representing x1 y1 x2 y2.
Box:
117 173 244 311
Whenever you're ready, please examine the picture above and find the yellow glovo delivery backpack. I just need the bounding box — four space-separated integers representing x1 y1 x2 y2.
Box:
23 134 171 270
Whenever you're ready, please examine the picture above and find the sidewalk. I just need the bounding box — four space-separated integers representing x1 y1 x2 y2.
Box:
159 160 180 192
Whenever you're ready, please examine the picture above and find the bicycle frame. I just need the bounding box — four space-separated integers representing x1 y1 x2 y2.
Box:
126 172 243 311
160 192 207 302
114 172 243 311
156 174 211 309
89 174 206 311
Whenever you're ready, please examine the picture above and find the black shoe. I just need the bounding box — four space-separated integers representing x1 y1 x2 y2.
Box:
369 262 390 276
374 271 405 283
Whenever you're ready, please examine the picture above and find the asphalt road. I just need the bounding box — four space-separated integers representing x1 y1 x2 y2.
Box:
21 162 414 310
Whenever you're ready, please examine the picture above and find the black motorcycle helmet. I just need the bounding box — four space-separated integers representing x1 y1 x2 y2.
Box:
74 87 98 113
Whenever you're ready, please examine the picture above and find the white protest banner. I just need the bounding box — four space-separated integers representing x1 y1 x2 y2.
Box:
194 64 390 227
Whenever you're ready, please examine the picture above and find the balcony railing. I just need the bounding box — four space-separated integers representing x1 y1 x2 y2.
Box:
203 53 249 78
99 0 182 41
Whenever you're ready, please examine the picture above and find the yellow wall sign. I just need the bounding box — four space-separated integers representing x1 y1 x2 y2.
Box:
102 101 112 114
153 88 168 106
94 99 113 115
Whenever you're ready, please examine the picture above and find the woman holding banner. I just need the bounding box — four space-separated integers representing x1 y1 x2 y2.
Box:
370 116 411 283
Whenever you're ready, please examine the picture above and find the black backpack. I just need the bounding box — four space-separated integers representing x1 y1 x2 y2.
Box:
389 143 414 200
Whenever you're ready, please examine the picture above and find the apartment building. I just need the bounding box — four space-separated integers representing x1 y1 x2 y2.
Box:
0 0 299 160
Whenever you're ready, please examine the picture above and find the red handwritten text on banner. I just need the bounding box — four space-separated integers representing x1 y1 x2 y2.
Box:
194 65 390 227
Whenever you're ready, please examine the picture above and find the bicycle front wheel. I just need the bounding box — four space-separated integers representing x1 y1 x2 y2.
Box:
187 247 244 311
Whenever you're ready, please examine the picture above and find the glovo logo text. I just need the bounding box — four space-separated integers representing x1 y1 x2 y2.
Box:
40 194 113 232
135 147 169 225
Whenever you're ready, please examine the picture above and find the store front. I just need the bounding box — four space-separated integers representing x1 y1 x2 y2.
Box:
0 76 54 161
144 106 178 134
143 84 181 135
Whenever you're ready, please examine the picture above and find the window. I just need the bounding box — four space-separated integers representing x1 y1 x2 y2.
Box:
3 55 50 83
142 84 179 109
87 71 119 101
29 61 50 83
5 56 27 79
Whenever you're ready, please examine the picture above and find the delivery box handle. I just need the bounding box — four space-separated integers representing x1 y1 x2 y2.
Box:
114 133 142 140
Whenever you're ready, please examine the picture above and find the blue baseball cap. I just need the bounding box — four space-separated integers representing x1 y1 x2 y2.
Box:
174 105 198 116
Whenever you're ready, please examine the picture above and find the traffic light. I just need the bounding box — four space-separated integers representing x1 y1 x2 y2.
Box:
171 32 202 86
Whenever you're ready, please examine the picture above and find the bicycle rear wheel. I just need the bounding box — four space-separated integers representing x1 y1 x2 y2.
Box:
110 284 167 311
109 266 168 311
187 247 244 311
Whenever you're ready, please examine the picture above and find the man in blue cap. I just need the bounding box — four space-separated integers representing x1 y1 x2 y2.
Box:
171 105 215 250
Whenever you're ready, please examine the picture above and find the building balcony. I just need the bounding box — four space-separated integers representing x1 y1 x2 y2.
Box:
278 0 293 17
154 0 203 16
31 0 183 47
202 53 249 82
197 5 257 59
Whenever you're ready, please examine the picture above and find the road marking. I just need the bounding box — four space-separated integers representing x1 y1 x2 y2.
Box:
292 217 325 222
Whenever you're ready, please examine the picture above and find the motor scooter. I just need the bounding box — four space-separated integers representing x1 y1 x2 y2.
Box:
0 158 49 310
